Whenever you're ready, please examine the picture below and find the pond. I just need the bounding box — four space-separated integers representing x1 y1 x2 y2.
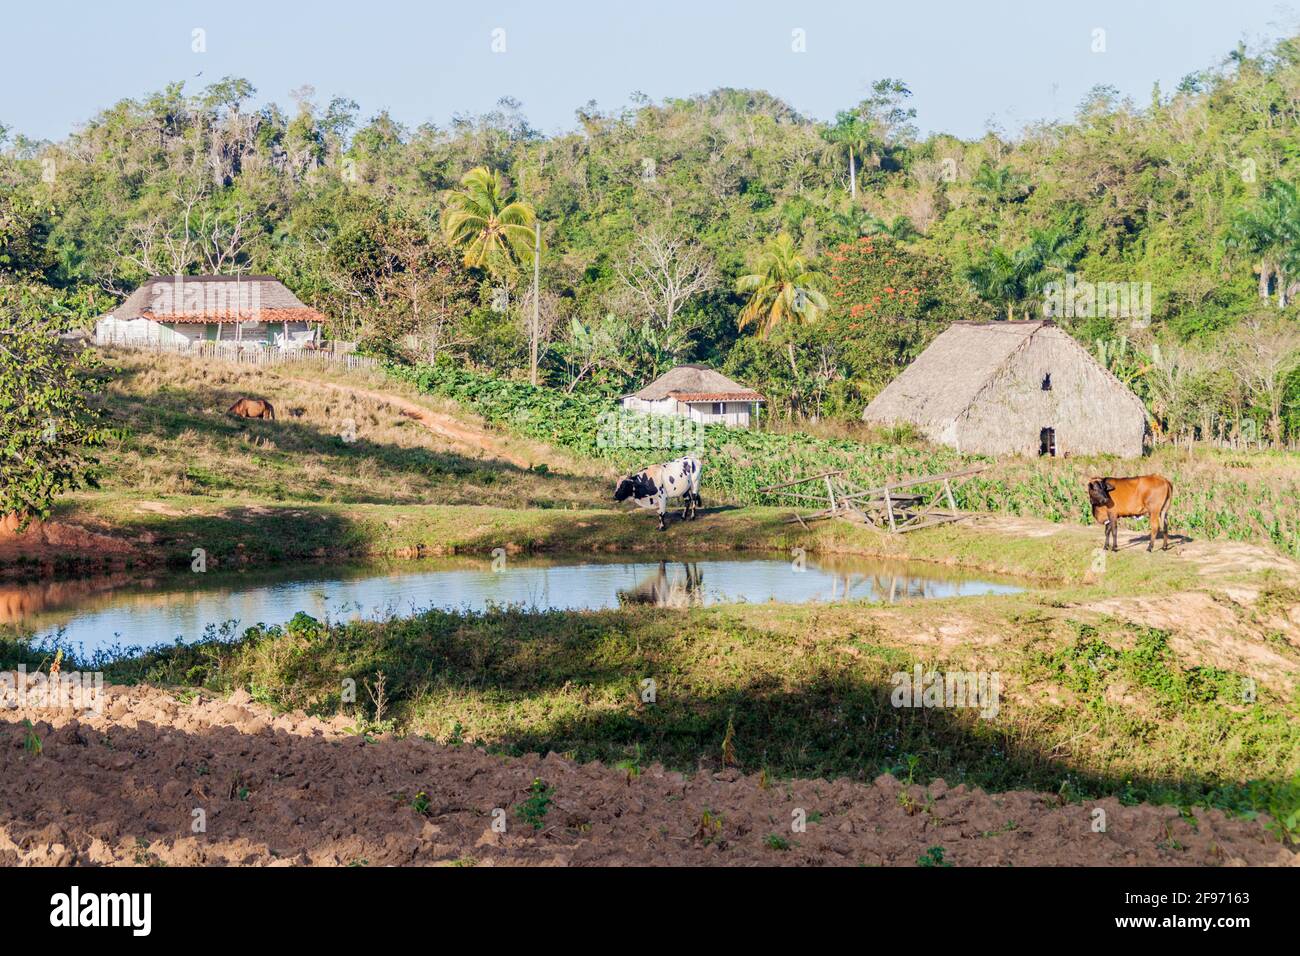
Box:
1 553 1025 655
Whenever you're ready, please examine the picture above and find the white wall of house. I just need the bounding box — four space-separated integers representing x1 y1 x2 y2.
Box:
683 401 754 427
95 316 192 345
96 317 315 347
621 396 679 417
621 396 756 428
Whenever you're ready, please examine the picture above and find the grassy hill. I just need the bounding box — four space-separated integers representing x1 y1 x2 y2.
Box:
90 352 608 508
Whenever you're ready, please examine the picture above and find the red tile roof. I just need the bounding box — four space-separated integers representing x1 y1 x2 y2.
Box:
670 391 764 402
145 308 325 324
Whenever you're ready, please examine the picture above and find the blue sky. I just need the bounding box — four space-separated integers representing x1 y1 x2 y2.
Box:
3 0 1298 142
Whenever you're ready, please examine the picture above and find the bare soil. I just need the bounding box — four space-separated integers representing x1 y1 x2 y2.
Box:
3 684 1293 867
0 516 143 577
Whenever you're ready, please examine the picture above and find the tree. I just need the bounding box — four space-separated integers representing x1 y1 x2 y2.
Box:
1225 180 1300 308
735 233 829 414
0 191 53 281
615 227 716 362
326 200 473 359
858 78 918 146
822 80 915 198
1023 226 1080 281
962 244 1041 320
556 313 634 392
823 112 873 199
971 162 1029 204
736 234 828 339
1229 314 1300 445
441 166 537 278
441 166 541 379
0 287 104 523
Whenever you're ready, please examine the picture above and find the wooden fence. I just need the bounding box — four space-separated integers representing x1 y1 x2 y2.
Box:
759 465 987 532
95 332 381 371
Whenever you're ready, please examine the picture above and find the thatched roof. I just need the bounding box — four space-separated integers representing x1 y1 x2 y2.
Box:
102 275 324 324
630 364 763 402
863 321 1142 427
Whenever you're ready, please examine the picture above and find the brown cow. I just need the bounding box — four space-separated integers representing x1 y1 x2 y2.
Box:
228 397 276 421
1086 475 1174 552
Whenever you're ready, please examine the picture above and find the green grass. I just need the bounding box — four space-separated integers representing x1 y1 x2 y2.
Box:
39 487 1132 582
8 351 1298 844
87 352 606 508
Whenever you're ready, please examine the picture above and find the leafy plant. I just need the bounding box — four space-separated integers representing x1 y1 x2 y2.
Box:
514 778 553 831
916 846 951 867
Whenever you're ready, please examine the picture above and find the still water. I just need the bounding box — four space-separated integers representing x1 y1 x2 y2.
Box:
1 554 1023 655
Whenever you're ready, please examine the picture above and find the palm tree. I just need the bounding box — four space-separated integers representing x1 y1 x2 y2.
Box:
830 207 917 243
823 113 873 199
441 166 537 278
971 162 1028 204
442 166 542 380
862 213 919 242
1225 180 1300 308
735 234 829 338
1024 226 1078 280
962 245 1040 321
736 234 829 412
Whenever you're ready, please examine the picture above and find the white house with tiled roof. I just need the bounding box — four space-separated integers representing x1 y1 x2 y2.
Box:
94 275 325 350
622 364 764 428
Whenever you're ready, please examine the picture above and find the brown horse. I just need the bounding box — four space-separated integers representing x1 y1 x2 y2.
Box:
228 397 276 421
1086 475 1174 552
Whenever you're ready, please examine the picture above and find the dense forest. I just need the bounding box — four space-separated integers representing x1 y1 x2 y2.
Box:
3 35 1300 443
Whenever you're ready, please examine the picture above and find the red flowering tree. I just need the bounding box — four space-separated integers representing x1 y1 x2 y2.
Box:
826 234 940 323
820 234 975 395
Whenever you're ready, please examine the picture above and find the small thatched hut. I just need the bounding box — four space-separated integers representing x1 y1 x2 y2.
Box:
862 321 1146 457
623 364 764 428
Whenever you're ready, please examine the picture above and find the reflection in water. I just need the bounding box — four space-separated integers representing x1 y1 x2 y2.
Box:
617 562 706 608
1 554 1024 655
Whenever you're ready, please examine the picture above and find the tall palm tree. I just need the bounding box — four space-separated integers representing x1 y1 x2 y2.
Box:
442 166 542 380
735 233 829 338
441 166 537 278
735 233 829 417
1225 180 1300 308
962 245 1040 321
823 114 873 199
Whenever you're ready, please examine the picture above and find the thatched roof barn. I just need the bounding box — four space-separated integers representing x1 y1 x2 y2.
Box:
862 321 1147 457
623 364 764 428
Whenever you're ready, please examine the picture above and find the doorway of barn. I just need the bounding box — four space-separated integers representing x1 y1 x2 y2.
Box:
1039 427 1057 457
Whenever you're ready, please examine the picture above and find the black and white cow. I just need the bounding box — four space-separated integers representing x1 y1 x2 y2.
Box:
613 456 702 531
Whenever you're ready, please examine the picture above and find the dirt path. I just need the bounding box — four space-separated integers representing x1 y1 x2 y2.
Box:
299 379 535 469
2 684 1293 867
